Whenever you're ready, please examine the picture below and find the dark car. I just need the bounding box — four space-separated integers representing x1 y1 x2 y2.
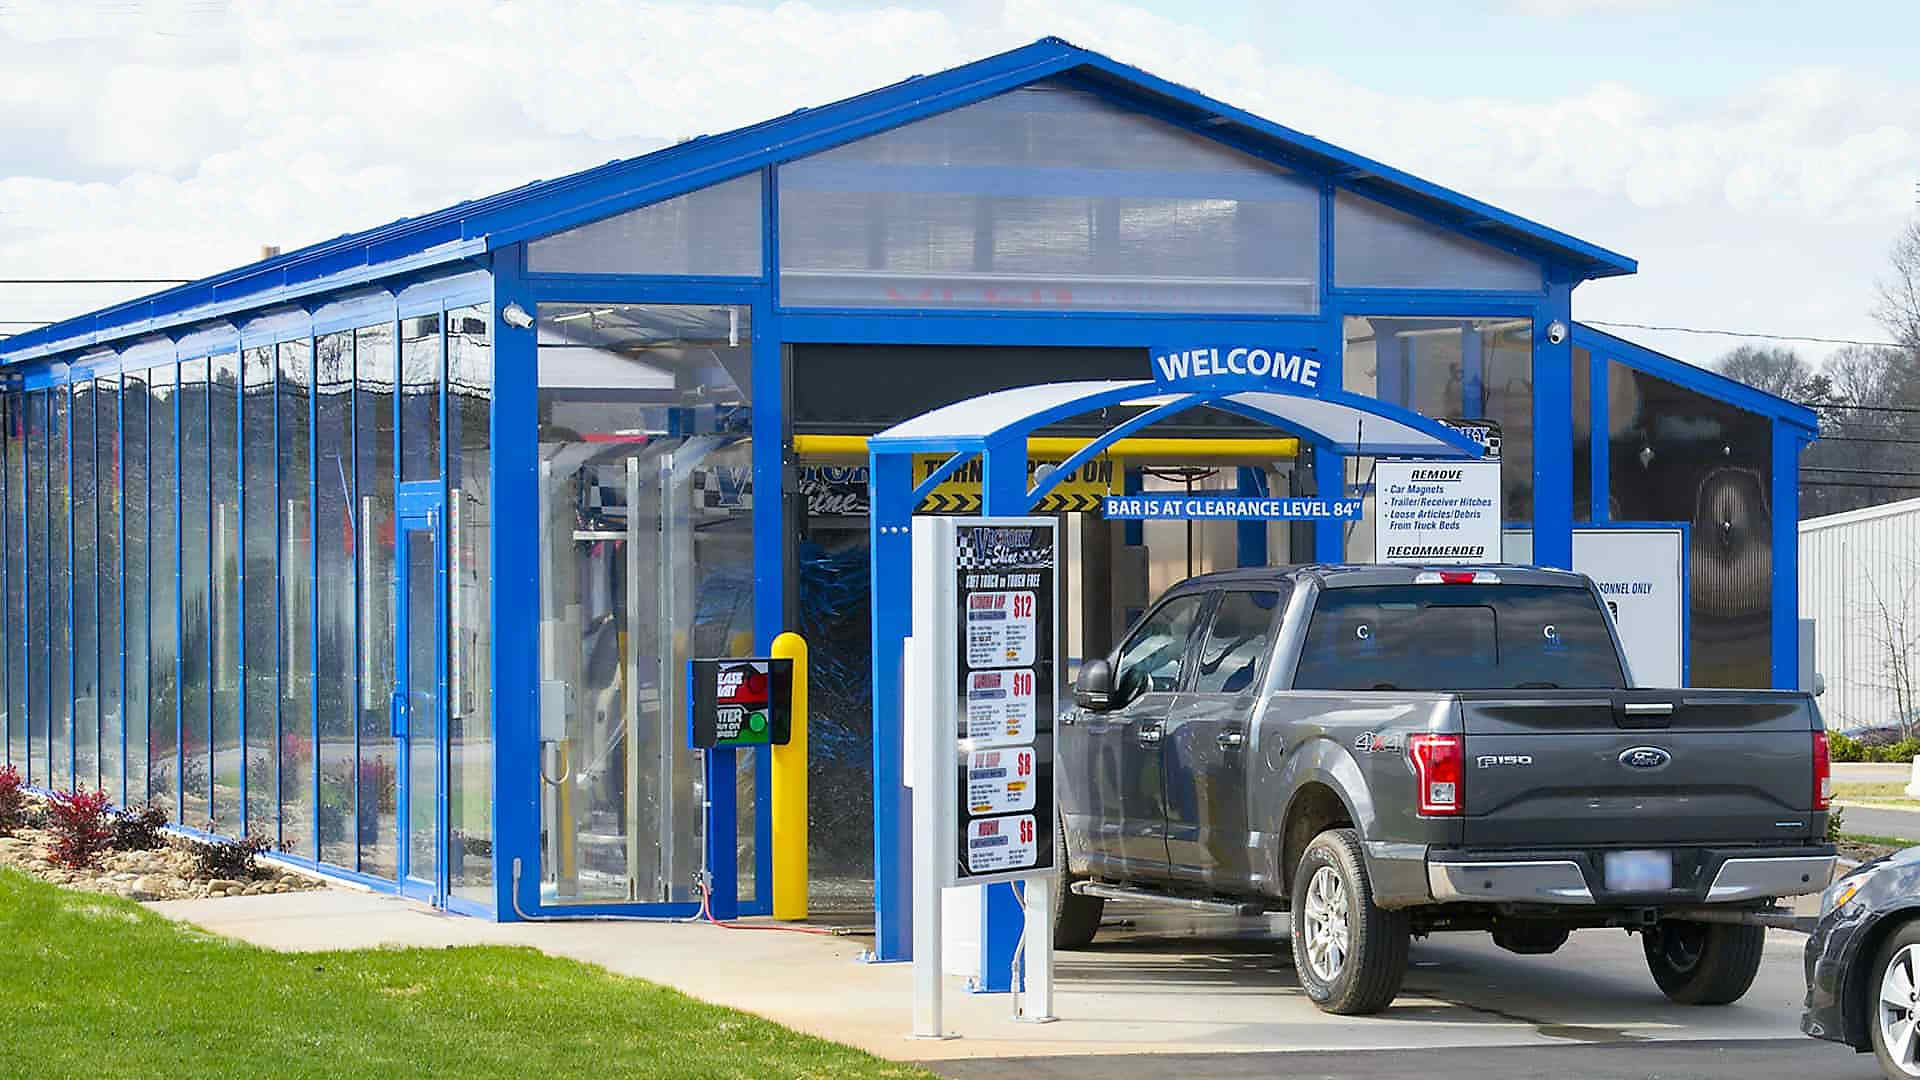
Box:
1805 847 1920 1077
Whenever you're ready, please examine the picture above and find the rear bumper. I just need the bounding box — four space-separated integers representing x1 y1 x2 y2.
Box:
1423 846 1836 907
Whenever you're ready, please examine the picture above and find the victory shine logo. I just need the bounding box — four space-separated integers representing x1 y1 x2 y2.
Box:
1152 345 1321 391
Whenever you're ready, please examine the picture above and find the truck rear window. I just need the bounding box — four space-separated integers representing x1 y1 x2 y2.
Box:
1291 584 1627 691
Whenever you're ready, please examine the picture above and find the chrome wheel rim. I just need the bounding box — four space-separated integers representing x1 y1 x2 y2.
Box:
1302 865 1352 983
1883 945 1920 1075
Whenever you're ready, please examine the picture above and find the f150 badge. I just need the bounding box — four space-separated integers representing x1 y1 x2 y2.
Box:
1476 754 1533 767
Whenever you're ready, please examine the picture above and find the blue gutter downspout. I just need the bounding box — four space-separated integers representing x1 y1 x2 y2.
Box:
490 248 539 921
1531 280 1575 570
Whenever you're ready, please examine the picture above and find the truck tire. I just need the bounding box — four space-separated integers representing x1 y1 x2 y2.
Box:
1052 822 1104 949
1289 827 1409 1015
1641 919 1766 1005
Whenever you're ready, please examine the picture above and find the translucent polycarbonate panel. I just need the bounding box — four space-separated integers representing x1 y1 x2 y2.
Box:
241 347 278 838
277 341 316 858
123 373 149 807
148 367 178 818
779 81 1319 312
97 376 122 804
446 305 493 905
49 387 68 791
71 381 97 792
4 394 24 774
403 528 437 886
1341 316 1534 561
1572 346 1592 522
527 171 763 277
354 322 398 879
315 331 356 870
179 358 211 824
537 303 753 904
1608 361 1771 688
210 353 241 835
24 393 46 787
399 313 440 483
1333 190 1543 292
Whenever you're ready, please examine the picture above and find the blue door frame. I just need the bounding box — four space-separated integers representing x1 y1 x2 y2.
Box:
394 480 448 906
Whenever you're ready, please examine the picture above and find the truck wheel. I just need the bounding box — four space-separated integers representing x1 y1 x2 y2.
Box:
1289 827 1409 1015
1641 919 1766 1005
1052 822 1104 949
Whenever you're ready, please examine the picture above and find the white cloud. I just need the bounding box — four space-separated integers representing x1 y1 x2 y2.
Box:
0 0 1910 365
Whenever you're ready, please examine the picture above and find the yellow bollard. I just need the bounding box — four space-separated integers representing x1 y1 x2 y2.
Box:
771 632 809 920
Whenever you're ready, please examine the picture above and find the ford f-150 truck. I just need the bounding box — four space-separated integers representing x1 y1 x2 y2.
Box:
1056 563 1835 1015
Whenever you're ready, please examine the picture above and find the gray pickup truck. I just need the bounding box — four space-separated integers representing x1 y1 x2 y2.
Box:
1056 563 1836 1015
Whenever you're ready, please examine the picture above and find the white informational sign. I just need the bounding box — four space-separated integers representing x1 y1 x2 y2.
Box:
965 814 1040 875
1373 459 1503 564
963 669 1035 746
966 746 1037 815
1499 526 1686 687
965 590 1037 667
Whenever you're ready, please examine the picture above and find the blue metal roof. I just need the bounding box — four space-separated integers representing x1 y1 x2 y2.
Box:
1571 322 1820 437
2 36 1638 364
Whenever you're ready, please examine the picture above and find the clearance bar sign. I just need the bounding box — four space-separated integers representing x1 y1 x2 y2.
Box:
1102 494 1362 521
913 454 1111 513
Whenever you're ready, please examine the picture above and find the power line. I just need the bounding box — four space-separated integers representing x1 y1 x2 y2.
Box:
1585 319 1907 350
1802 402 1920 415
1806 480 1920 492
1802 465 1920 478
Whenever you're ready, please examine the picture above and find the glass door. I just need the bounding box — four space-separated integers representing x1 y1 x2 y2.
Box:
394 485 447 904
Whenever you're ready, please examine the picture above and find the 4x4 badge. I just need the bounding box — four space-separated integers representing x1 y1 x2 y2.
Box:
1353 732 1405 754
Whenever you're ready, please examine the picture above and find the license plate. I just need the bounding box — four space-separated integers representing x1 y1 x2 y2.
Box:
1604 850 1673 892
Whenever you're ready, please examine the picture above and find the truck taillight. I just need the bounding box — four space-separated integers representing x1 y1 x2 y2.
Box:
1814 731 1832 812
1409 734 1463 816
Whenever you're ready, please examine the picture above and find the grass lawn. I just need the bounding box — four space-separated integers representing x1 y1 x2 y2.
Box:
0 869 926 1080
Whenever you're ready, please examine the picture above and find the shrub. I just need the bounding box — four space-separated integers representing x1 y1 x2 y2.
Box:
0 765 25 835
359 757 397 813
1828 732 1864 763
190 834 270 881
1828 806 1846 844
280 732 313 767
46 789 115 868
111 804 170 851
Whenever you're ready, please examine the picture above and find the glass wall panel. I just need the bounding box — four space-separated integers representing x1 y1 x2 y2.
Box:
1572 346 1592 522
49 386 69 791
314 331 356 870
354 322 397 878
1608 361 1772 687
25 392 46 787
779 81 1319 313
97 376 122 804
4 393 23 773
277 341 315 858
242 347 278 840
210 353 242 835
400 313 441 483
537 302 753 903
148 365 178 818
179 358 211 825
527 172 763 277
1341 316 1534 561
1333 190 1544 292
446 304 493 904
124 372 148 807
72 381 98 791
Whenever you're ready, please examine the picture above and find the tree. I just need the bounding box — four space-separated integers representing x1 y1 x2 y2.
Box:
1713 344 1815 399
1875 221 1920 354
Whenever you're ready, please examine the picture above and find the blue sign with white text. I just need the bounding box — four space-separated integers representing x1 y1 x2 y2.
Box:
1103 494 1363 521
1151 344 1323 393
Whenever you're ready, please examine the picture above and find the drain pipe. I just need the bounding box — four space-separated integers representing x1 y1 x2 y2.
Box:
508 858 704 923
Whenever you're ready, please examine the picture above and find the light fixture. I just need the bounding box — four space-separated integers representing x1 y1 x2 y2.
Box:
501 302 534 330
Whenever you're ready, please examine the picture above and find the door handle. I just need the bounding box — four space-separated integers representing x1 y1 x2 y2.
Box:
1136 724 1163 747
390 690 407 739
1216 730 1245 749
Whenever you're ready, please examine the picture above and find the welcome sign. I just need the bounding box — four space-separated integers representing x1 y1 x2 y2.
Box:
1151 344 1322 393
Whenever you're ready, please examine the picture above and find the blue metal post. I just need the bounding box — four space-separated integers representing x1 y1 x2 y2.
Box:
1313 443 1346 561
235 359 248 832
1235 467 1267 568
869 448 914 959
1531 284 1574 569
977 432 1028 992
490 248 541 920
1770 422 1803 690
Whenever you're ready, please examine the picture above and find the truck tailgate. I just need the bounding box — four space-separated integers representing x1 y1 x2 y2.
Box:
1459 689 1818 848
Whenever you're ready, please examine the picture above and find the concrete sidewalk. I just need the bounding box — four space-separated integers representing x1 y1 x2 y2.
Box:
146 890 1818 1064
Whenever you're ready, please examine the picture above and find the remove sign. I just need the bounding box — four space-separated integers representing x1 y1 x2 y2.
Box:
967 747 1037 815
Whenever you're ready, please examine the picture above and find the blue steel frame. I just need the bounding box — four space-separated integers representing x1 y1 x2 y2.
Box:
0 39 1820 928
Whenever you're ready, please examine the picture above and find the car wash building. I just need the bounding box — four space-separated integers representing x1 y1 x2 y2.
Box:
0 38 1818 923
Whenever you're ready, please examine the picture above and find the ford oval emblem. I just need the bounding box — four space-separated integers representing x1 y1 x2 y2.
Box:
1619 746 1672 770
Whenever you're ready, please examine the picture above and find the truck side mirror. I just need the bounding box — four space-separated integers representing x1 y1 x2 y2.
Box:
1813 673 1827 697
1075 659 1116 711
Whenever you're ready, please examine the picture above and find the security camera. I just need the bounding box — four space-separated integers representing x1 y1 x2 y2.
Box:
501 302 535 330
1545 321 1568 345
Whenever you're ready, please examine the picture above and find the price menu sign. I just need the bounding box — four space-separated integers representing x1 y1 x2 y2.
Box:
950 520 1057 885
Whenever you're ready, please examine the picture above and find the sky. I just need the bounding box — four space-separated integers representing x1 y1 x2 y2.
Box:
0 0 1916 371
